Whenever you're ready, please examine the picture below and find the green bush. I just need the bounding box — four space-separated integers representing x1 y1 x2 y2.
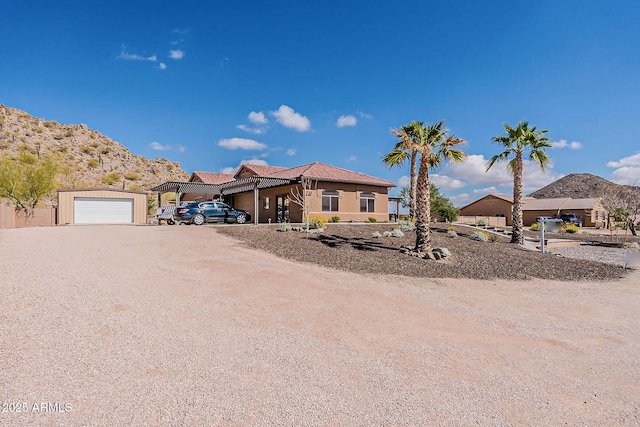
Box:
564 224 579 233
101 172 120 185
396 219 416 232
476 219 486 226
471 230 489 242
368 217 377 223
87 159 99 168
390 229 404 238
489 234 498 243
278 221 292 232
329 216 340 223
307 214 327 230
529 222 540 231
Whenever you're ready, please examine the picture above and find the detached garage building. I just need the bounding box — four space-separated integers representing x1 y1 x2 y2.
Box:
57 189 148 225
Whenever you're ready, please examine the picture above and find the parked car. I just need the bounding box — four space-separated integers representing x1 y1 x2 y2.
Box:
174 201 251 225
560 213 582 227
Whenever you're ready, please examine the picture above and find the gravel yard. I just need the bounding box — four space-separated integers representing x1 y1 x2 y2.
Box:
1 225 639 426
217 223 630 281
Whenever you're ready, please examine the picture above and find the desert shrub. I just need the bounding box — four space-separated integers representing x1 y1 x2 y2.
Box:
80 145 93 154
329 216 340 223
447 229 457 238
307 214 327 230
396 219 416 232
129 184 142 192
382 231 392 237
87 159 99 168
124 172 139 181
64 130 74 137
101 172 120 185
368 217 377 223
476 219 486 226
100 147 110 155
371 231 381 238
564 224 579 234
489 234 498 243
43 120 57 127
278 221 292 232
529 222 540 231
53 134 64 140
471 230 489 242
22 123 29 129
89 141 99 148
390 229 404 238
58 146 68 153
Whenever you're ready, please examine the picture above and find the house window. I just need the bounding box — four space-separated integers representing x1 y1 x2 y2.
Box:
322 190 339 212
360 192 375 213
595 210 598 220
263 197 269 210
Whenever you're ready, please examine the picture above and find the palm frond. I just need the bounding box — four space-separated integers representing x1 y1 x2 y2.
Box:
382 147 409 169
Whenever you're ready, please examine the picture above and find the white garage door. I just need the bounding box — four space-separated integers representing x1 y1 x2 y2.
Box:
74 198 133 224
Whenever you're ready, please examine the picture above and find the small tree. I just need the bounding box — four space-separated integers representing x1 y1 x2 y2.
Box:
0 154 58 208
290 177 317 231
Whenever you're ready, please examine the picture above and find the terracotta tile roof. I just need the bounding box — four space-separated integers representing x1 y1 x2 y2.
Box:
238 164 288 176
265 162 396 187
190 171 235 184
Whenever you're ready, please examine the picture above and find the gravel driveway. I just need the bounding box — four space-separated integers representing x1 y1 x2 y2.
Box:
1 225 639 426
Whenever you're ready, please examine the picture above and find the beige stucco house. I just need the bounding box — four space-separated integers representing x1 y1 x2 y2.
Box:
459 194 607 228
152 162 396 224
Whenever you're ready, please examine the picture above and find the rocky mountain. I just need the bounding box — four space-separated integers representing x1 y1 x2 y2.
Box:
528 173 639 199
0 104 189 196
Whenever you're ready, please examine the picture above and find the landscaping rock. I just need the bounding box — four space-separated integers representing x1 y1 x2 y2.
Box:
432 247 451 257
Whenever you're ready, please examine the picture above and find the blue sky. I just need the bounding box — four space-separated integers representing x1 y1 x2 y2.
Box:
2 1 639 206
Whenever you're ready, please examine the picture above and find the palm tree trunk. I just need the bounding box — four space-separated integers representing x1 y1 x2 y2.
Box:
511 151 524 244
414 158 431 252
410 150 417 219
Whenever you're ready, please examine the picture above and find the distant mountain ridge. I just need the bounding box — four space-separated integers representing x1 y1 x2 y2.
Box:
528 173 639 199
0 104 189 200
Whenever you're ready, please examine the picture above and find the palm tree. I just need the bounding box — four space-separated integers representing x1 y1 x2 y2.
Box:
413 121 467 253
382 121 423 219
486 121 551 244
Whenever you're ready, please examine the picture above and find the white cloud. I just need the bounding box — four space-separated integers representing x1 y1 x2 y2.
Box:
236 124 267 135
606 152 640 168
551 139 582 150
220 158 269 175
177 145 186 153
607 153 640 184
430 174 466 190
172 28 189 34
610 167 640 185
397 176 410 187
248 111 268 124
169 49 184 60
149 141 170 151
118 46 157 62
473 186 498 194
442 153 563 193
345 155 357 162
449 193 470 207
357 111 373 120
286 149 296 156
217 138 267 150
158 63 167 70
336 115 357 128
270 105 310 132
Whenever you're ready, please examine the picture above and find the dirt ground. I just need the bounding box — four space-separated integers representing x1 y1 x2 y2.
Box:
1 225 639 426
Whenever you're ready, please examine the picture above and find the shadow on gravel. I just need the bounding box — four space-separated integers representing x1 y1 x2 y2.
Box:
312 234 399 252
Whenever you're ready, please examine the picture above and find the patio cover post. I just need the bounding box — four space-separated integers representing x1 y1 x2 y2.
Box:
157 192 161 209
253 182 259 225
175 191 181 206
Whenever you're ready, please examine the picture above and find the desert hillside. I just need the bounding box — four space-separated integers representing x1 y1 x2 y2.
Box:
528 173 639 199
0 104 189 196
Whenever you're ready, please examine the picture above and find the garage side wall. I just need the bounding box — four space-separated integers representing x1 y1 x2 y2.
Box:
57 190 147 225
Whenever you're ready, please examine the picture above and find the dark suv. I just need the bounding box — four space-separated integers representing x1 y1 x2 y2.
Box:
560 213 582 227
174 201 251 225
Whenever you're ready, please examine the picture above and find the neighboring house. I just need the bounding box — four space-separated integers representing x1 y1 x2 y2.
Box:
459 194 607 228
153 162 396 224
